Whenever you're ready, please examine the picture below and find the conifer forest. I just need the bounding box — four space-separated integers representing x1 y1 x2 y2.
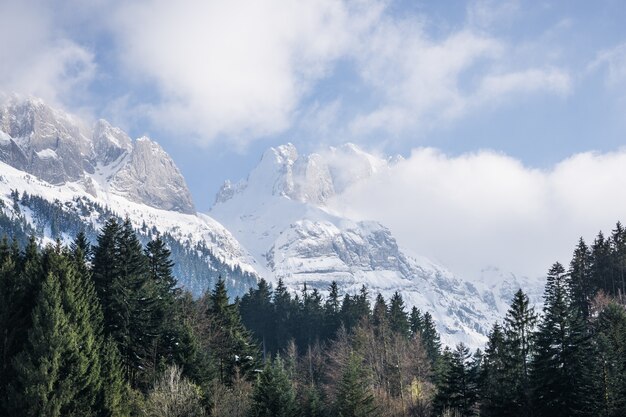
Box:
1 218 626 417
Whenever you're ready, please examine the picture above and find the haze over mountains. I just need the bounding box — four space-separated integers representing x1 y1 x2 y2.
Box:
0 95 544 347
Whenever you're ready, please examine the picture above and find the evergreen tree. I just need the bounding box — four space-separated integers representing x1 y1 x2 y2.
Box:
240 279 273 359
97 338 131 417
569 238 593 319
7 266 80 416
594 303 626 417
249 355 299 417
324 281 342 341
444 343 478 417
531 262 597 417
591 232 612 295
610 222 626 296
503 289 536 416
421 312 441 366
273 279 294 353
145 236 181 366
372 293 388 336
480 323 512 417
207 278 257 383
409 307 423 336
46 245 102 416
335 352 377 417
388 291 410 338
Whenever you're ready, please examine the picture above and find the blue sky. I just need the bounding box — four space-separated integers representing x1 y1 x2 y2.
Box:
2 0 626 212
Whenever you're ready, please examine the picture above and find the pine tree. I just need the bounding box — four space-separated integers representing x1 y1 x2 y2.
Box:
6 267 79 416
480 323 511 417
569 238 593 319
273 279 293 354
388 291 410 338
207 278 257 383
97 337 131 417
324 281 342 341
444 343 478 417
240 279 273 359
250 355 299 417
421 312 441 366
409 307 423 336
531 262 597 417
591 232 612 295
335 352 377 417
45 245 102 416
593 303 626 417
503 289 536 416
145 236 181 366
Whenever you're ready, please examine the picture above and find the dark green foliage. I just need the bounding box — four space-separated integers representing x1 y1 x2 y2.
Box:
388 291 410 338
97 338 131 417
593 303 626 417
434 343 478 417
6 246 103 417
480 323 511 417
250 356 299 417
409 306 423 335
531 262 597 417
570 238 594 319
503 289 536 416
207 277 258 383
335 353 377 417
421 312 441 366
240 279 275 359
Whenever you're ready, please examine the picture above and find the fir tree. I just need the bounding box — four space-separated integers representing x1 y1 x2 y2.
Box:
503 289 536 416
388 291 410 338
531 262 597 417
7 267 79 416
409 307 423 336
335 352 377 417
480 323 512 417
593 303 626 417
569 238 593 319
250 355 299 417
324 281 342 341
207 278 257 383
421 312 441 366
97 337 131 417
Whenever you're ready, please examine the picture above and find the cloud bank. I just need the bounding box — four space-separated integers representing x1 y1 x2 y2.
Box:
329 148 626 280
0 0 579 146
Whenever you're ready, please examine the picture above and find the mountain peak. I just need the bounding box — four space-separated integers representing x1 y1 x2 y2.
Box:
0 95 195 214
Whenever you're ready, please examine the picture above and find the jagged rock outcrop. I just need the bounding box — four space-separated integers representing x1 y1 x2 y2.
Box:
0 96 195 214
110 137 195 214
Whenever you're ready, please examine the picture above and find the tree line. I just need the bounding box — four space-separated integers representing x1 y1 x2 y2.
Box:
0 218 625 416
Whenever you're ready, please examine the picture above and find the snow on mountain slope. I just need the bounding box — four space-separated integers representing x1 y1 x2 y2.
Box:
210 143 536 348
0 159 260 278
0 95 195 213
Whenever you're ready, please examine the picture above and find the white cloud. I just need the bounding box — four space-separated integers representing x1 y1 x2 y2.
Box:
589 42 626 87
0 1 95 106
112 0 383 145
348 17 572 136
329 148 626 280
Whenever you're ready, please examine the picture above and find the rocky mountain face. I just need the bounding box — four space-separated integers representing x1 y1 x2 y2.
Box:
211 143 543 347
0 96 195 214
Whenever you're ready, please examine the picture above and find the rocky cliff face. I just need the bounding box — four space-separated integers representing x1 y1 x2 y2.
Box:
0 96 195 214
110 137 195 214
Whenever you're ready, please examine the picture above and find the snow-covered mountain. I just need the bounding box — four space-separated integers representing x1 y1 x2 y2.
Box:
0 95 194 214
211 143 544 347
0 95 259 296
0 95 544 348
